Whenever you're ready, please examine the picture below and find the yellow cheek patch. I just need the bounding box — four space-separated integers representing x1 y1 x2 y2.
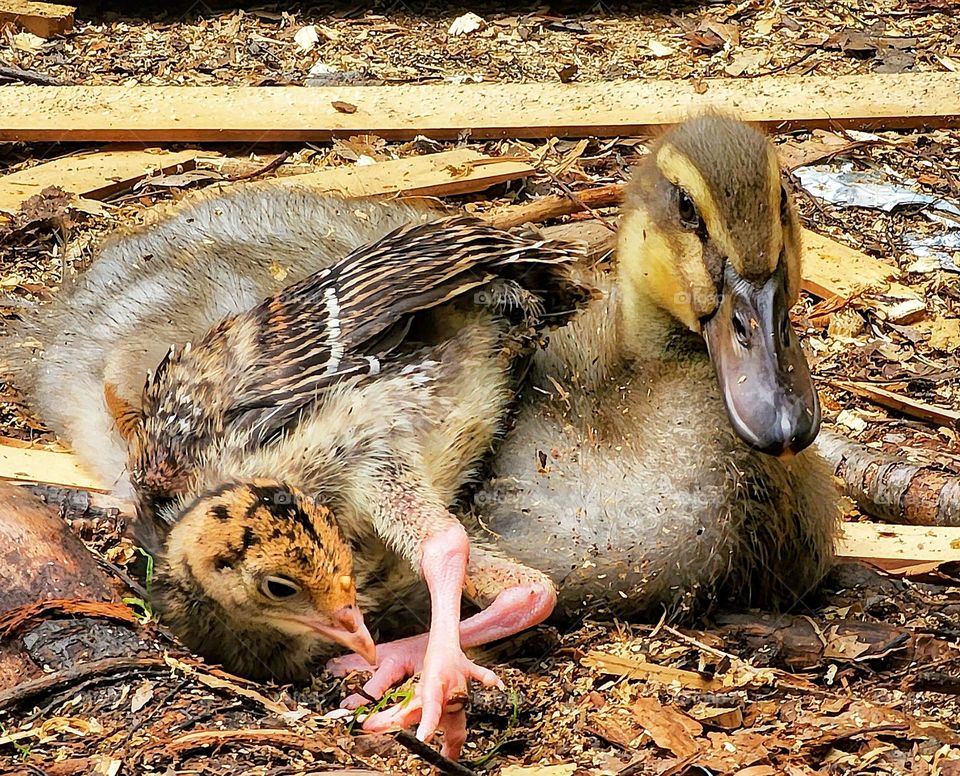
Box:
617 207 717 333
655 143 743 275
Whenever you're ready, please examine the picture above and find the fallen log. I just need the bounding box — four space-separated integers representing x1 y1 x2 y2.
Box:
0 482 120 688
819 429 960 527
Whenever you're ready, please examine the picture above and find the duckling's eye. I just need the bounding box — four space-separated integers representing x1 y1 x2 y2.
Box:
677 188 700 230
261 575 301 601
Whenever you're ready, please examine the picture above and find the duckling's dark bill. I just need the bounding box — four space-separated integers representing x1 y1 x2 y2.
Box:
702 264 821 457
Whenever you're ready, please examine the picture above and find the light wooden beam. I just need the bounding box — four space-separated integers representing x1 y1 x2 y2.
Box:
0 148 200 215
836 522 960 575
1 73 958 143
278 148 532 198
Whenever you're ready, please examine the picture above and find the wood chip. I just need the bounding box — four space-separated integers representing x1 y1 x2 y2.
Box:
0 0 74 39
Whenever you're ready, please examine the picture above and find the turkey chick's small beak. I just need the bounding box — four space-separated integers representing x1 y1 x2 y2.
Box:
294 605 377 666
702 262 821 457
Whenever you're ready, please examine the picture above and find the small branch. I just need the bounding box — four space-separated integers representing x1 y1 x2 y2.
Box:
164 727 343 757
487 182 625 230
0 63 72 86
913 669 960 694
827 380 960 430
0 656 167 710
226 151 291 181
748 48 818 78
393 730 479 776
163 655 291 717
0 598 138 639
538 170 620 233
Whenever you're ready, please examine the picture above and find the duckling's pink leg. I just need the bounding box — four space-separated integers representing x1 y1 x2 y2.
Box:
328 544 556 757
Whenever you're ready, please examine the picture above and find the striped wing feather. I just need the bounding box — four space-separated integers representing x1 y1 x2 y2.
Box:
226 215 583 442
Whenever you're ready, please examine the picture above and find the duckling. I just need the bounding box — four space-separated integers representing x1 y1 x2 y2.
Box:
6 184 589 758
474 115 838 619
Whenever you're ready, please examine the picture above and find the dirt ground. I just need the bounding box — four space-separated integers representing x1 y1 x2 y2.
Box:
1 1 960 775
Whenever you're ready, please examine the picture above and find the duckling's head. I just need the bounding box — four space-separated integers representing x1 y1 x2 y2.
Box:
618 114 819 456
156 480 376 681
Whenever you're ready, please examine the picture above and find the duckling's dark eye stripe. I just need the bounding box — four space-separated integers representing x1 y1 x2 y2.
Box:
655 142 743 273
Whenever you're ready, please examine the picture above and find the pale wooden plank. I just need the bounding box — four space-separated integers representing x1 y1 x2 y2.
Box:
1 73 958 142
0 0 74 38
800 229 896 300
279 148 532 198
801 229 925 319
0 444 107 491
0 148 201 215
837 521 960 575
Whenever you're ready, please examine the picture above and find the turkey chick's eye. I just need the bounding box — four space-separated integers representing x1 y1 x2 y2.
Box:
262 575 301 601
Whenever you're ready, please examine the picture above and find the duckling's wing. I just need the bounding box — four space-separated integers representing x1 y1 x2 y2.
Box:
228 215 585 443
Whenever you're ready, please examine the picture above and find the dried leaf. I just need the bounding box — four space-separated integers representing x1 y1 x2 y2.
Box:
925 318 960 352
755 15 777 36
647 39 674 58
331 100 358 114
686 29 725 53
448 13 485 36
12 32 46 52
294 25 320 52
702 19 740 46
582 651 722 690
822 629 873 660
725 50 770 77
557 63 578 83
130 680 155 713
632 697 702 758
501 765 576 776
